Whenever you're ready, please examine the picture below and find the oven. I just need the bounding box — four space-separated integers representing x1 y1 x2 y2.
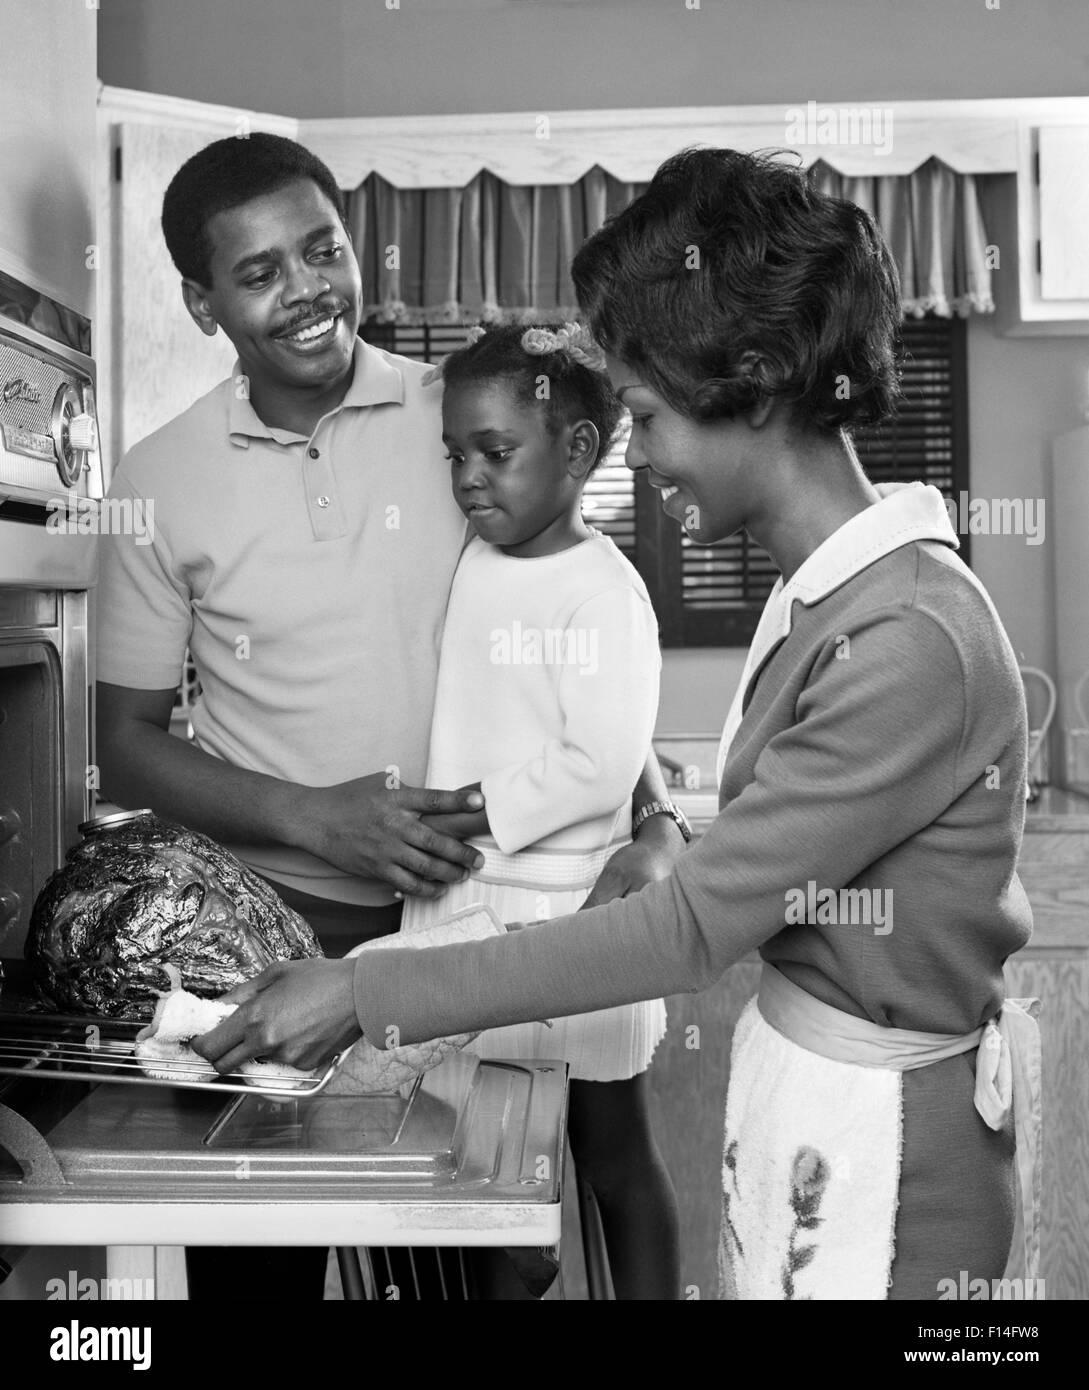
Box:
0 312 103 975
0 308 109 1298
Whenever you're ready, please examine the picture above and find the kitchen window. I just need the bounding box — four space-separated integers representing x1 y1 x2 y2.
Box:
362 315 970 646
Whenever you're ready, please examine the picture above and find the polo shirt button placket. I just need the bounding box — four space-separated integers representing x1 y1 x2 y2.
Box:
303 436 343 539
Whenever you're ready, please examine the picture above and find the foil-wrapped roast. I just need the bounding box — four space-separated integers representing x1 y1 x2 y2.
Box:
26 811 322 1019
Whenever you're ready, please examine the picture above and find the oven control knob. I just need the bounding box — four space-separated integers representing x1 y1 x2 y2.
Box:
51 383 86 487
67 413 97 454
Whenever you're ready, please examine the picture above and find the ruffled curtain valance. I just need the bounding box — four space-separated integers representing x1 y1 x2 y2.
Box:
347 167 641 325
346 158 994 325
809 159 994 318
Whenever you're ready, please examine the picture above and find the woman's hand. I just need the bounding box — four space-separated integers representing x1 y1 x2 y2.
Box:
192 958 362 1073
580 813 687 909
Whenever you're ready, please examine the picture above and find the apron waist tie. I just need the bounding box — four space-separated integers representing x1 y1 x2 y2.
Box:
757 964 1042 1282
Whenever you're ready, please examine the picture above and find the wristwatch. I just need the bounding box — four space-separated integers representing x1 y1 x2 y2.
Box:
632 799 693 843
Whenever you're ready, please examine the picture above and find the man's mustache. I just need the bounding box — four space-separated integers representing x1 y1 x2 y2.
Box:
274 301 351 337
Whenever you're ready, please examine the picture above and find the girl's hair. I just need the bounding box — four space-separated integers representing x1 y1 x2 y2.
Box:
438 324 624 468
570 147 902 435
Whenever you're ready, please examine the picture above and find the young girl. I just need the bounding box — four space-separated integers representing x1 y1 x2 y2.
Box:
401 322 680 1300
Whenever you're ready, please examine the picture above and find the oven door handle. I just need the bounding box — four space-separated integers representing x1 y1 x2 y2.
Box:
0 1102 66 1188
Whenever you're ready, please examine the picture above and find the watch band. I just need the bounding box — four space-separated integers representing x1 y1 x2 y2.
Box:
632 799 693 843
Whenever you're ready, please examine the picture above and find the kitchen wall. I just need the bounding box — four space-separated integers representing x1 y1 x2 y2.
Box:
967 316 1089 678
0 0 97 318
96 0 1089 736
99 0 1089 116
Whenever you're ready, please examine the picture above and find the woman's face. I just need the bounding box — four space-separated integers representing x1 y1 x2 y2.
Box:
606 355 760 546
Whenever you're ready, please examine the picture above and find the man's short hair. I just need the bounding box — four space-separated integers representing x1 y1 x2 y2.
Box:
571 147 902 435
161 133 347 285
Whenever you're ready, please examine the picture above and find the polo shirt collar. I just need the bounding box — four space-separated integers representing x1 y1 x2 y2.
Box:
227 337 405 447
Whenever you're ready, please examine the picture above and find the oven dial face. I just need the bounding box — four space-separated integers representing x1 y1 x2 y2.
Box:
51 382 94 487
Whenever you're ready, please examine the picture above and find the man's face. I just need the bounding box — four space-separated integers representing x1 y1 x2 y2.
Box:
187 178 363 398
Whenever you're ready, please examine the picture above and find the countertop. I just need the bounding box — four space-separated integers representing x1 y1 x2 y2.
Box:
1021 786 1089 832
676 784 1089 835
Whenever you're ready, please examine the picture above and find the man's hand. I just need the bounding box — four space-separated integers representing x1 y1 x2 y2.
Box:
95 685 485 898
192 958 362 1073
297 774 486 896
418 781 489 842
580 814 687 910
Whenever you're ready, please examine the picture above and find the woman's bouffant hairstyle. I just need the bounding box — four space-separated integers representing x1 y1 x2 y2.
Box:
571 148 902 434
439 324 624 469
161 133 347 286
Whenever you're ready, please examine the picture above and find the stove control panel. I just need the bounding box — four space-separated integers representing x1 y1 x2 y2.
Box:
0 317 103 506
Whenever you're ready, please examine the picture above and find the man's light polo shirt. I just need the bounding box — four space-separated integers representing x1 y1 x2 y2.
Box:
96 338 469 905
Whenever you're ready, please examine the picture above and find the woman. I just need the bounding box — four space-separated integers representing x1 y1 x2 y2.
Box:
197 149 1039 1300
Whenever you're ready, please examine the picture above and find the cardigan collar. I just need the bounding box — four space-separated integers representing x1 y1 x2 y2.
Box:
747 482 958 670
730 482 959 730
782 480 959 610
716 483 960 783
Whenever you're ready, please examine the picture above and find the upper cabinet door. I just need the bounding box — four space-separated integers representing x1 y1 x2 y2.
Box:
992 120 1089 335
1038 126 1089 304
0 0 96 321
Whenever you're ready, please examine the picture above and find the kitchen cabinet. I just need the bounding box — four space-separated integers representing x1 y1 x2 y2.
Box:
992 123 1089 335
0 0 97 323
642 792 1089 1300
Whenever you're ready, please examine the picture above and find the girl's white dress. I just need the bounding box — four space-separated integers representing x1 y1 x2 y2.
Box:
401 530 666 1081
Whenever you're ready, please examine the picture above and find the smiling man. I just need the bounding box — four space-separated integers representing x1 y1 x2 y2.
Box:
96 135 491 928
94 134 685 1300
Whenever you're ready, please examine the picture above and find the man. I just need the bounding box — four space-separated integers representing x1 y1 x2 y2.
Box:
97 133 686 1298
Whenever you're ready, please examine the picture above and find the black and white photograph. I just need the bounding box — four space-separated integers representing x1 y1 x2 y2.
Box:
0 0 1086 1348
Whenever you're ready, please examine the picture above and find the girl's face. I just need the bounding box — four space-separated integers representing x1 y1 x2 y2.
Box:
606 355 761 546
442 379 592 557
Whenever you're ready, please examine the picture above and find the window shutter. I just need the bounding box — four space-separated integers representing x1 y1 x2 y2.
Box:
361 322 470 361
582 419 637 562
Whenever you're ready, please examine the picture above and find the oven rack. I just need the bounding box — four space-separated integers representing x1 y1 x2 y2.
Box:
0 1021 345 1098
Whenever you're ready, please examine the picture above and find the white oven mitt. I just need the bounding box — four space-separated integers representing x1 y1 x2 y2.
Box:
325 903 507 1096
134 964 315 1090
